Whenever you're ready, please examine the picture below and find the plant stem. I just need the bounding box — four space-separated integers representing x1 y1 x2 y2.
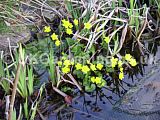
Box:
8 62 21 120
52 84 67 97
67 74 83 91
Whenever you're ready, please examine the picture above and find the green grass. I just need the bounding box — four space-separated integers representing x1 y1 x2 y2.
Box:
48 43 56 85
0 58 10 93
16 45 34 98
0 20 11 33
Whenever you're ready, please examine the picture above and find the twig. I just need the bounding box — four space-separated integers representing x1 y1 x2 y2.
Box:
67 74 83 91
52 84 67 97
61 76 75 85
8 38 15 63
32 0 62 17
56 66 61 87
5 96 10 120
52 84 72 104
114 24 128 55
136 8 149 55
17 105 22 120
73 34 89 41
37 109 46 120
53 104 67 113
4 62 16 71
1 77 13 85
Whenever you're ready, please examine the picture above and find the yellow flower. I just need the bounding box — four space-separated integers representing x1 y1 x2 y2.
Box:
62 19 70 28
75 63 82 70
44 26 51 33
61 52 64 55
96 63 103 70
55 40 61 46
95 77 102 84
84 22 92 30
64 60 71 66
124 54 137 67
91 77 102 84
119 72 124 80
90 64 97 71
66 28 73 35
104 36 110 44
68 23 73 28
118 60 123 68
51 33 58 41
120 67 123 72
74 19 78 26
125 54 132 61
91 77 96 83
111 57 118 68
71 61 74 65
62 19 66 23
62 56 67 60
81 65 90 73
62 19 73 29
87 60 91 64
129 58 137 67
62 67 70 74
57 61 62 66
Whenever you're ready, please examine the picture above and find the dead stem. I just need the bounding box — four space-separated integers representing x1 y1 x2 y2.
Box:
37 109 46 120
114 24 128 55
67 74 83 91
136 8 149 55
5 96 10 120
8 61 21 120
52 84 72 104
17 105 22 120
52 84 67 97
61 76 75 85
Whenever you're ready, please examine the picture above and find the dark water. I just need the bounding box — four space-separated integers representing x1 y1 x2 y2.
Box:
25 36 160 120
44 43 160 120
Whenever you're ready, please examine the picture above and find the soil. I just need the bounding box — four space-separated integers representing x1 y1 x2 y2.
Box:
0 26 31 54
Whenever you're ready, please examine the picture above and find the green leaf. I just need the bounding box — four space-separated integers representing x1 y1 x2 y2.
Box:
61 86 72 92
97 79 106 88
90 45 96 54
30 102 38 120
85 84 96 92
71 44 84 56
24 98 28 119
48 43 56 85
12 108 17 120
27 66 34 96
66 1 78 18
0 59 4 78
73 70 84 79
66 38 75 46
106 67 114 73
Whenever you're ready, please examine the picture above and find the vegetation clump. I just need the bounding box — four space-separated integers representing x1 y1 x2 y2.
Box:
0 0 159 119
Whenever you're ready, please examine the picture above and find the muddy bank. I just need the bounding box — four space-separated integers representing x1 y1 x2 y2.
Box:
0 26 30 53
